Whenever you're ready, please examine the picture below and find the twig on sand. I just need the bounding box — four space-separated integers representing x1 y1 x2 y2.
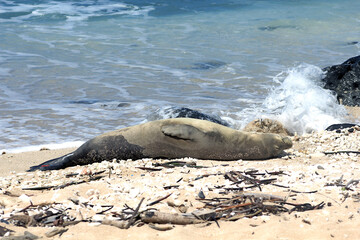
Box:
154 161 208 169
126 198 144 229
324 150 360 155
22 175 105 191
163 185 179 190
286 201 325 213
96 205 114 215
147 193 173 206
224 171 278 191
136 167 162 171
265 170 289 176
345 179 360 191
289 189 318 194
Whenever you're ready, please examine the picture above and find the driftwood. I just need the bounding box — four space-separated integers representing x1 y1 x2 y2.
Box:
45 228 68 238
101 219 128 229
141 211 204 225
148 224 174 231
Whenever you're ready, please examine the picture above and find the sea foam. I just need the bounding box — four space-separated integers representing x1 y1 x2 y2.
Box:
263 64 347 134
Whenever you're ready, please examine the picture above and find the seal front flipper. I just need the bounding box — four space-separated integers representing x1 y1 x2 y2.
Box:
28 153 75 171
161 124 205 141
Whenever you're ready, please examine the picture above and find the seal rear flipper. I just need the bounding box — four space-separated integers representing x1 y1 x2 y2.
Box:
27 153 75 171
161 124 205 141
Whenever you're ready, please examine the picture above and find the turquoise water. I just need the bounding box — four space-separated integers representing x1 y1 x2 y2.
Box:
0 0 359 151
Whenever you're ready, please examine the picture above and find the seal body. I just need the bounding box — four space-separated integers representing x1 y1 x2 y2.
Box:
29 118 292 171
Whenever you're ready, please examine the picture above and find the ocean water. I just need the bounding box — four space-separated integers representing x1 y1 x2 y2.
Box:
1 0 360 152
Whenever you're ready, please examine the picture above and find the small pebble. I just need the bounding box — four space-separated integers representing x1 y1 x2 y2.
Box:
198 190 205 199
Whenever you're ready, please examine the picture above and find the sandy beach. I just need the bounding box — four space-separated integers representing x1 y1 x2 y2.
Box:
1 110 359 240
2 0 360 238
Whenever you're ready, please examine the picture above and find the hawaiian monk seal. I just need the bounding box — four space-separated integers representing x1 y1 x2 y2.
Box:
28 118 293 171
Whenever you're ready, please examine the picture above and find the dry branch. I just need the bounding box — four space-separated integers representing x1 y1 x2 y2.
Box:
141 211 204 225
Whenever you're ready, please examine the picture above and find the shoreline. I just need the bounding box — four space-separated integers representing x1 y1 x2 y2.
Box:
1 104 358 158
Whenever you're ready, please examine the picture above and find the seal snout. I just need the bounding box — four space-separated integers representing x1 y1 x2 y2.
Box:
281 136 293 149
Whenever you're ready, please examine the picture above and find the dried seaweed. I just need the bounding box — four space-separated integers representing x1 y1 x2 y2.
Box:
3 166 333 234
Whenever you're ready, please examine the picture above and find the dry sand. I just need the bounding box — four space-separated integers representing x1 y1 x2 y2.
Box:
0 111 359 240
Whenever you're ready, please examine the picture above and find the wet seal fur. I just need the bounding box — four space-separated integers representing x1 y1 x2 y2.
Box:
29 118 293 171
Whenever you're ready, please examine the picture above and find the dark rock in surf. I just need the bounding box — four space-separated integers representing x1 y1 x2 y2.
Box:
322 55 360 106
117 103 131 107
258 25 297 31
163 107 230 127
192 60 226 70
69 99 102 104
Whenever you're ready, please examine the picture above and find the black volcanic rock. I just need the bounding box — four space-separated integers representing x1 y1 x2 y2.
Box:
169 107 230 126
322 55 360 106
325 123 359 131
157 107 230 127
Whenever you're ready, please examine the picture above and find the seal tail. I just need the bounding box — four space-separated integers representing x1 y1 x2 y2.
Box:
27 153 75 171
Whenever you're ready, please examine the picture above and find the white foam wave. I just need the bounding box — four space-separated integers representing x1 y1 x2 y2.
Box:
263 64 347 134
0 0 154 22
1 141 84 154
